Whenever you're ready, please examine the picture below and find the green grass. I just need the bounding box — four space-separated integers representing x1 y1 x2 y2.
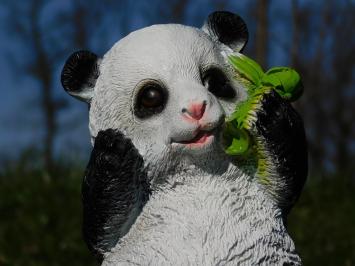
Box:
0 163 96 266
0 161 354 266
288 176 355 266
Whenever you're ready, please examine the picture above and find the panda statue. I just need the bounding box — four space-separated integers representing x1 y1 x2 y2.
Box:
61 11 307 266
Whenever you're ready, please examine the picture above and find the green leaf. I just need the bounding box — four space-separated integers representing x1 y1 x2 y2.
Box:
223 121 250 156
225 132 250 155
262 67 303 101
237 53 264 78
223 53 304 157
228 54 264 87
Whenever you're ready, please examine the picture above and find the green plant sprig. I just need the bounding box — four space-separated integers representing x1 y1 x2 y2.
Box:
223 53 303 156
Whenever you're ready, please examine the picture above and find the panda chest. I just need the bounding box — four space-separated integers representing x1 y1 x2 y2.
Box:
142 179 274 244
111 177 295 265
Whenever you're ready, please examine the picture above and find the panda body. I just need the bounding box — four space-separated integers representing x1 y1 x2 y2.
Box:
61 11 307 266
104 168 300 265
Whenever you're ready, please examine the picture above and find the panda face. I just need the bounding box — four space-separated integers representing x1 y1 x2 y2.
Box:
87 24 247 174
62 12 249 178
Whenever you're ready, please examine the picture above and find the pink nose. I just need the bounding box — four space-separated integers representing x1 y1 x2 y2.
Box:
182 101 206 121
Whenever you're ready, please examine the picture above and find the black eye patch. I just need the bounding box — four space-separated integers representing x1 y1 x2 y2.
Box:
134 81 168 119
202 67 236 99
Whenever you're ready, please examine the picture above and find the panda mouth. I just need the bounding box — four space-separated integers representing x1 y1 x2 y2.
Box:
171 127 219 147
170 118 224 147
178 130 214 144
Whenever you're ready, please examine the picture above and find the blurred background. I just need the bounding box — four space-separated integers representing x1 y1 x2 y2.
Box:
0 0 354 265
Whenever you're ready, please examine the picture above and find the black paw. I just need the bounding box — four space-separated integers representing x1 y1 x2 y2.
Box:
82 129 150 261
90 129 139 177
254 90 308 210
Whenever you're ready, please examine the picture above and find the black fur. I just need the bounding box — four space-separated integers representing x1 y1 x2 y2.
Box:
82 129 150 262
61 50 99 93
255 90 308 212
205 11 249 52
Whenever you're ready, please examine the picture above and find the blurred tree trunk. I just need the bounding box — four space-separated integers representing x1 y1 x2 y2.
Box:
330 3 355 178
28 0 56 172
293 2 327 176
255 0 269 69
3 0 131 173
72 2 88 48
291 0 300 68
289 0 355 178
156 0 190 24
171 0 188 22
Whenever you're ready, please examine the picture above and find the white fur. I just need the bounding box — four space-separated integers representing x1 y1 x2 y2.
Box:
86 24 300 265
103 166 300 265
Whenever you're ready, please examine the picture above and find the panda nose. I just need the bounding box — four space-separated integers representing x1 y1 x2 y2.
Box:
182 101 207 121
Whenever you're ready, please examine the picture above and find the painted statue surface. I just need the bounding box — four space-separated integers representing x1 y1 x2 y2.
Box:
61 11 307 266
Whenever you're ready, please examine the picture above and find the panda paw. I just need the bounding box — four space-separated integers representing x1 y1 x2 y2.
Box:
90 129 138 178
83 129 150 262
249 90 308 211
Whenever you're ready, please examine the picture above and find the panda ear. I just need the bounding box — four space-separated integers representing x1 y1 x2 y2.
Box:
61 50 100 103
202 11 249 52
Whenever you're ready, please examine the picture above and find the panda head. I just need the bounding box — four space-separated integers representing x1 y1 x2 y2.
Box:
61 11 249 178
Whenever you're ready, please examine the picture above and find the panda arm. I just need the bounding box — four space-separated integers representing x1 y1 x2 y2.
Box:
249 90 308 213
82 129 150 262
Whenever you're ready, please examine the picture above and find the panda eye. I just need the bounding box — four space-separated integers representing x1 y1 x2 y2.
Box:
134 81 167 118
202 67 236 99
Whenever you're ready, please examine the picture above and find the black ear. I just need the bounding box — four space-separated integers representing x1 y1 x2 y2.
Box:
202 11 248 52
61 50 100 103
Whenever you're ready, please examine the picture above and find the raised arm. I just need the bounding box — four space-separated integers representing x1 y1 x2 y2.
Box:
82 129 150 262
247 90 308 214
